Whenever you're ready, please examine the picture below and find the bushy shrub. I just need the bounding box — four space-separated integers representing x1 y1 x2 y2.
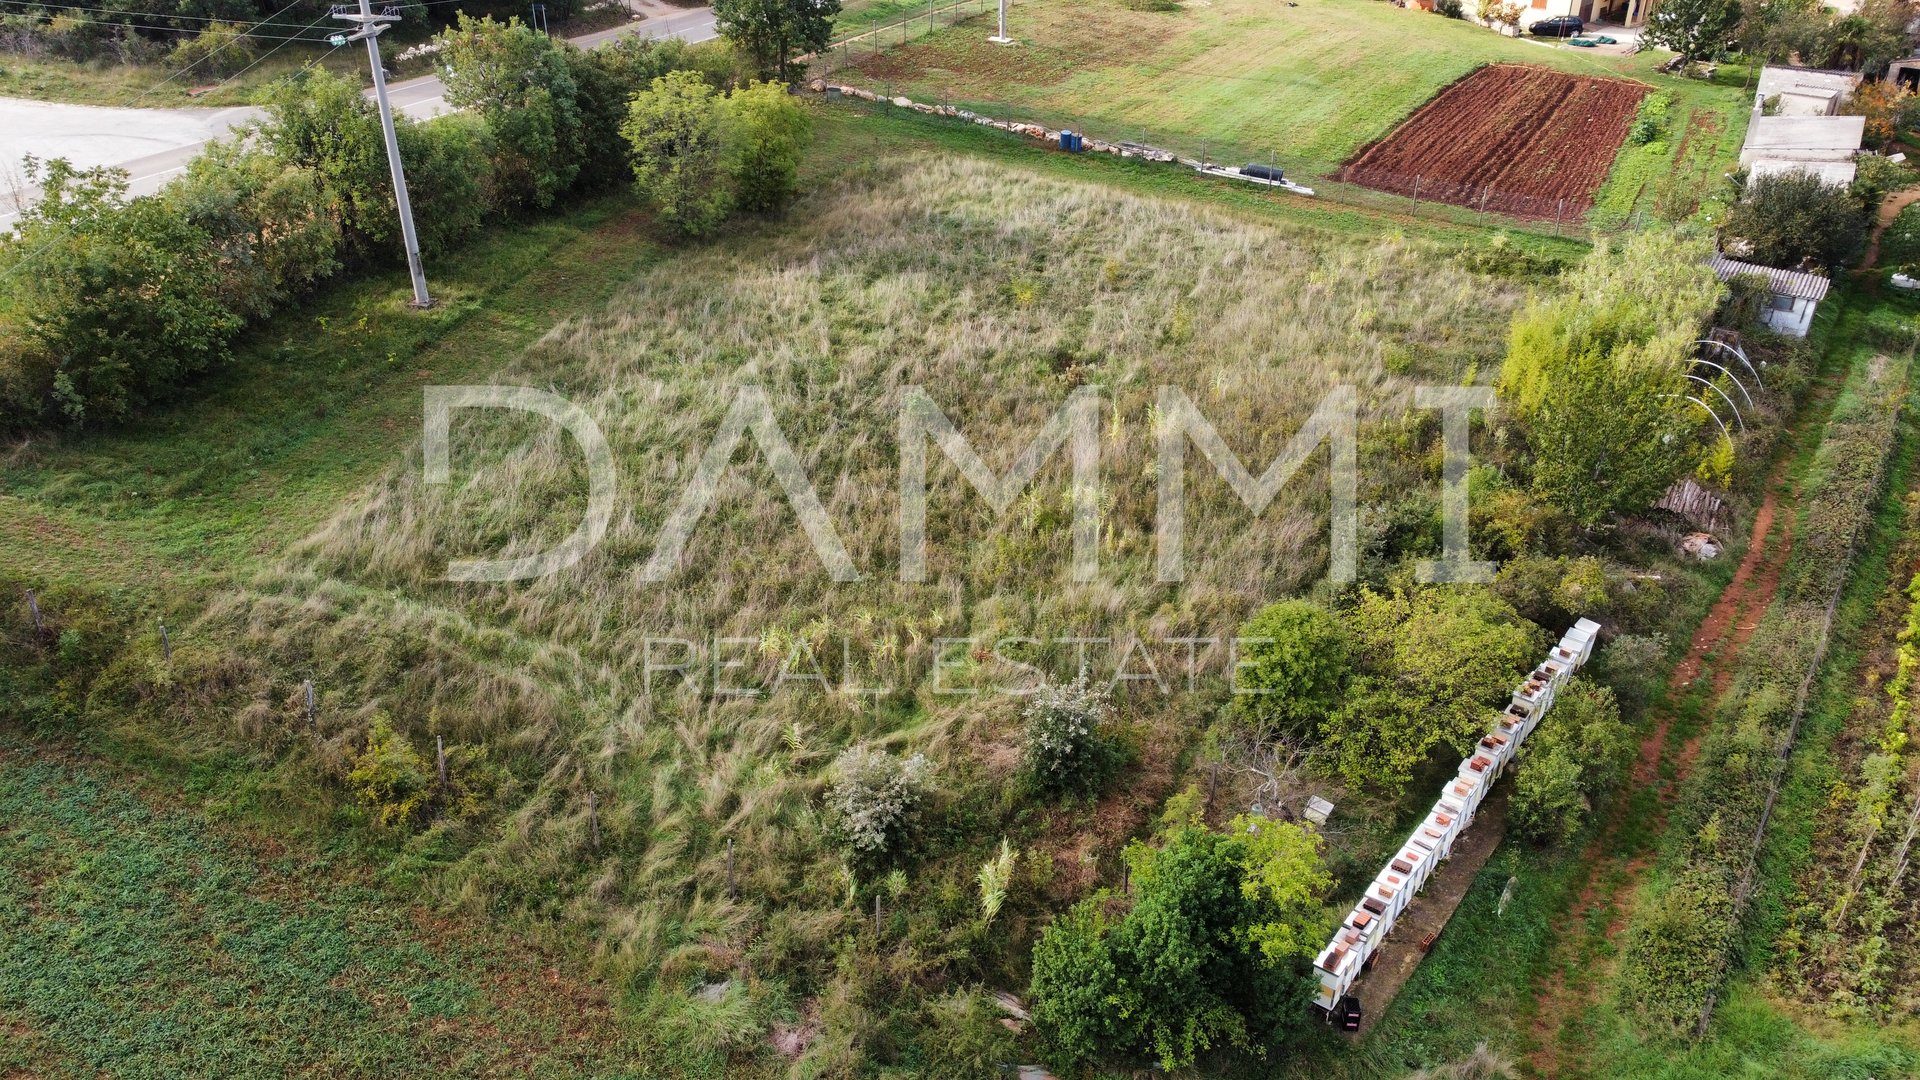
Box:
724 79 810 214
824 747 931 863
1229 599 1349 741
1029 822 1324 1072
1020 678 1117 796
433 15 584 210
0 158 238 425
347 714 435 829
1510 678 1634 844
166 21 257 80
1435 0 1465 17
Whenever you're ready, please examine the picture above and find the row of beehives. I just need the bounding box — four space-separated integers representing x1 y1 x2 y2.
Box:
1311 617 1603 1014
818 83 1183 163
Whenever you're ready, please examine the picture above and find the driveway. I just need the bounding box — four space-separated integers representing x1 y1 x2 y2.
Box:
0 2 717 225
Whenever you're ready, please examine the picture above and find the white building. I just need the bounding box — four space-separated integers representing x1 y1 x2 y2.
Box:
1708 255 1833 338
1755 65 1859 116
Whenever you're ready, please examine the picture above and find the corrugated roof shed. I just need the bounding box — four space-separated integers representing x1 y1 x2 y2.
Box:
1708 254 1832 301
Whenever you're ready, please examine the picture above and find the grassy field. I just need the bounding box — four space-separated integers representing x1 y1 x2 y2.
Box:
0 742 658 1078
826 0 1752 189
1 104 1568 1074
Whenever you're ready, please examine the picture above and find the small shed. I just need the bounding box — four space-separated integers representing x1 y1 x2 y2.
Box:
1708 255 1832 337
1755 66 1859 115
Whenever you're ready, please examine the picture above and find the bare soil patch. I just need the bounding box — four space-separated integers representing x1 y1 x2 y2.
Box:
1338 64 1648 219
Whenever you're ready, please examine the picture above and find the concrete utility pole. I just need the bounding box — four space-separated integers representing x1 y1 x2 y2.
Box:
988 0 1012 43
332 0 431 308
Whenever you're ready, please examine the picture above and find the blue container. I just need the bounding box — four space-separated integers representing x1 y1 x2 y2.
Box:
1059 130 1083 152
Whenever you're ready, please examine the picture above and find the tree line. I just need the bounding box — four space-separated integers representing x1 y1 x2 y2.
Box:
0 20 813 428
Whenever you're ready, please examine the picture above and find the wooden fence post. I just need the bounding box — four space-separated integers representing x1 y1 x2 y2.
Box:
159 622 172 662
435 735 449 788
303 679 317 733
727 838 737 899
588 790 601 852
25 588 43 634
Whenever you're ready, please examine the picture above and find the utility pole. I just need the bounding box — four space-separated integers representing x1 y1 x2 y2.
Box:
332 0 431 308
988 0 1012 43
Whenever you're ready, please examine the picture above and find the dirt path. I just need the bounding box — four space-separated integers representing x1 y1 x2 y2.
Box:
1352 786 1514 1034
1859 187 1920 271
1524 479 1796 1077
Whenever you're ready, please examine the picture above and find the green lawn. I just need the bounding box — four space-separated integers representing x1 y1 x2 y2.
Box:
828 0 1752 202
0 743 652 1078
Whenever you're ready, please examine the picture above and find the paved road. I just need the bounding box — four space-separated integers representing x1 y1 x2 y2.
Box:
0 3 717 225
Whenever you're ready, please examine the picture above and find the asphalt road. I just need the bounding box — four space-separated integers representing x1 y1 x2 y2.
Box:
0 3 717 226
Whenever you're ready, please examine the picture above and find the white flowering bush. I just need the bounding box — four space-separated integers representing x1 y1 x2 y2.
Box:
824 747 931 863
1021 679 1118 796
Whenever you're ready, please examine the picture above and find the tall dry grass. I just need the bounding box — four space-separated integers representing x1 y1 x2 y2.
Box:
189 155 1530 985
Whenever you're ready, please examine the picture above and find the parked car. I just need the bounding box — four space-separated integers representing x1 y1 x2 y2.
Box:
1528 15 1584 36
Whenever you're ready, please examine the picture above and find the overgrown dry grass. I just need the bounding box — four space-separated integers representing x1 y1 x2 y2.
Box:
135 155 1532 1056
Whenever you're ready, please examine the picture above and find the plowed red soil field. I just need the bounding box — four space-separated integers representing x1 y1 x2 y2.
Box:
1337 64 1648 221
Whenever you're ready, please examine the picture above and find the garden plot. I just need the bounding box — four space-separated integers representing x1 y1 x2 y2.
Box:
1339 65 1648 220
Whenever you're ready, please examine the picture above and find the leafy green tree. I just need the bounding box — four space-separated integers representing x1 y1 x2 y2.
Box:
1231 814 1332 965
433 15 584 209
1500 231 1721 526
624 70 734 236
1818 0 1915 70
567 36 692 191
1230 599 1349 741
255 69 397 259
1030 823 1326 1073
1511 679 1635 844
0 158 237 425
712 0 839 82
1323 587 1543 795
1643 0 1742 61
1722 169 1868 270
397 113 497 255
723 80 811 213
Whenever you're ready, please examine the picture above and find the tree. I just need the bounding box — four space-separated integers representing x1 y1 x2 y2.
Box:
1030 824 1323 1072
1232 814 1333 966
1322 587 1543 795
1737 0 1826 68
624 70 735 236
433 15 584 209
1511 678 1635 844
0 158 237 425
1722 169 1867 269
1229 599 1350 742
1643 0 1742 62
1499 230 1722 526
712 0 839 82
568 35 693 191
723 79 812 213
1818 0 1915 70
256 69 395 259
